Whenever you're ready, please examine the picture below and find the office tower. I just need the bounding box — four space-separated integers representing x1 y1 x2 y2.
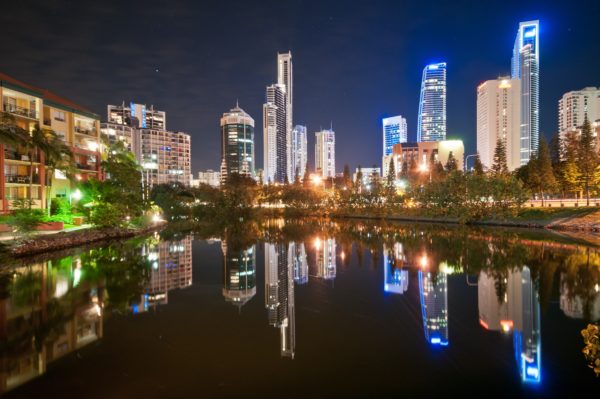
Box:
512 20 540 165
291 125 307 180
477 77 521 171
417 63 447 142
264 243 295 358
315 129 335 177
314 237 336 280
383 115 408 158
222 242 256 309
0 72 102 212
107 102 191 188
263 84 287 183
220 103 255 182
383 243 408 294
418 271 448 346
277 52 293 181
558 87 600 155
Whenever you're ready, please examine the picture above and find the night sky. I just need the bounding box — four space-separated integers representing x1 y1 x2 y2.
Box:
2 0 599 173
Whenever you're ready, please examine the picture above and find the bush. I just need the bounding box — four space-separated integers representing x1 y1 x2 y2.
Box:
8 206 45 238
89 202 129 228
582 323 600 377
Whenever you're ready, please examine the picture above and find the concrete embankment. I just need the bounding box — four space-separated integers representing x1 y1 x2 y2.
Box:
2 223 166 257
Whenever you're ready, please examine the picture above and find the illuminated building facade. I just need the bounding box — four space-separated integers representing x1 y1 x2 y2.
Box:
383 115 407 157
290 242 309 285
291 125 307 180
106 102 191 188
0 72 101 212
512 20 540 165
315 129 336 178
417 63 447 142
277 52 294 181
315 237 336 280
558 87 600 157
220 103 255 182
391 140 464 171
263 84 287 183
477 77 521 171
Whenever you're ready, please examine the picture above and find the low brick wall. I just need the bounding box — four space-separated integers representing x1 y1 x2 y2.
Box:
0 224 10 233
36 222 64 231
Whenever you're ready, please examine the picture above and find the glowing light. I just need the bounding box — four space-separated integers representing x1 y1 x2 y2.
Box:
310 174 322 186
71 189 82 201
87 141 99 152
479 319 489 330
152 214 161 223
431 337 441 344
524 28 536 38
526 367 539 379
419 255 428 269
418 163 429 172
314 237 322 250
595 284 599 293
501 320 513 333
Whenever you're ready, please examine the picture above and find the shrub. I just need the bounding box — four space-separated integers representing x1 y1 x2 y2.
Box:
8 204 45 238
582 323 600 377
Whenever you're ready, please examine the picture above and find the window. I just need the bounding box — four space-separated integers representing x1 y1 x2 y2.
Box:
54 110 66 122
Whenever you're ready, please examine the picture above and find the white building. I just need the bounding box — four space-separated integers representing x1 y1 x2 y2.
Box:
291 125 307 179
315 129 335 178
104 103 191 188
277 52 293 181
558 87 600 155
383 115 407 158
353 167 380 187
191 170 220 187
263 84 287 183
477 77 521 171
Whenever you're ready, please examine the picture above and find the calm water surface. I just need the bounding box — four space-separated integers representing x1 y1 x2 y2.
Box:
0 219 598 398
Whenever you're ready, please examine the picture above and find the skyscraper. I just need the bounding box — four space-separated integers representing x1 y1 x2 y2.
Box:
222 242 256 309
315 129 335 177
418 271 448 346
382 115 408 157
263 84 287 183
314 237 336 280
417 63 447 142
558 87 600 156
220 103 255 182
277 52 293 181
511 20 540 165
291 125 307 180
477 77 521 171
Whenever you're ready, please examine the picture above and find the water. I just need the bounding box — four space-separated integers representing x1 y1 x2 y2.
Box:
0 219 598 397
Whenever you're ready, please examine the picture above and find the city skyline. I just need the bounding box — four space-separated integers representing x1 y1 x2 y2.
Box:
1 1 599 173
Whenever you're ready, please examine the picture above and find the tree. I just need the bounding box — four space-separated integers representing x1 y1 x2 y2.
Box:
559 130 582 198
343 163 351 188
473 153 485 175
0 112 29 147
41 131 74 215
578 118 599 205
302 169 311 188
536 136 558 204
491 137 508 175
355 165 363 193
386 157 395 186
445 151 458 172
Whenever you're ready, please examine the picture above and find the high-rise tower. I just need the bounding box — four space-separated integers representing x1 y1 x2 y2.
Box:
277 52 293 181
417 63 447 142
220 103 255 182
263 84 287 183
511 20 540 165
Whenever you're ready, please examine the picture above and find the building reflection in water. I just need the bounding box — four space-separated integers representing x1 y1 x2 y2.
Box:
222 241 256 310
264 243 295 358
383 243 408 294
418 270 449 346
133 236 193 313
291 243 309 285
478 267 541 383
314 237 336 280
0 259 104 394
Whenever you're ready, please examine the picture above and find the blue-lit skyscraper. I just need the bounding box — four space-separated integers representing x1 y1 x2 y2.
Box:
417 63 447 142
382 116 407 158
383 243 408 294
511 20 540 165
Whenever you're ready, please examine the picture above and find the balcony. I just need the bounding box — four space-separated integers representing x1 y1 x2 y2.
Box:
74 126 96 136
2 103 37 120
4 174 40 184
4 149 40 163
76 163 97 171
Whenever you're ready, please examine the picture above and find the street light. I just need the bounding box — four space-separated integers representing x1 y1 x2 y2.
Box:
464 154 478 172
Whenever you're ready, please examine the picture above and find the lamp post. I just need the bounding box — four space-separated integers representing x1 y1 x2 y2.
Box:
464 154 478 172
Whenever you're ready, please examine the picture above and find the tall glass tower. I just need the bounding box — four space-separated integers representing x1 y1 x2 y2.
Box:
220 103 255 182
511 20 539 165
382 115 407 157
417 63 447 142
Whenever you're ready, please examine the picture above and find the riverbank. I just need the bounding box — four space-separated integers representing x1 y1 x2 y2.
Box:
332 207 600 233
1 222 167 258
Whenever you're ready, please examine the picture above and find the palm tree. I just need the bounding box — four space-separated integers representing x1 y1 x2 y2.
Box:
0 112 29 147
43 135 74 215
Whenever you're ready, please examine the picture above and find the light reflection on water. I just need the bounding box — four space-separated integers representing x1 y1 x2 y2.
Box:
0 219 598 396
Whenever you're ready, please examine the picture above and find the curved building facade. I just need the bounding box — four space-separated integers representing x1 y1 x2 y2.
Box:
417 63 447 142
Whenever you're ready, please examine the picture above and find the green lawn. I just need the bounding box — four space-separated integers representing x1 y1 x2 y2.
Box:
516 207 600 221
